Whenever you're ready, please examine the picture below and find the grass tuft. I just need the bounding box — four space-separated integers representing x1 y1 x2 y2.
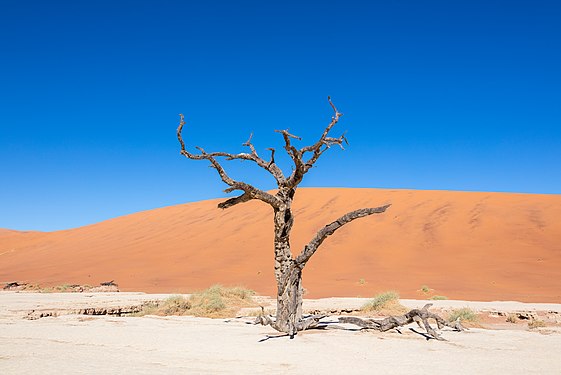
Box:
137 285 256 318
448 308 478 323
161 295 193 315
361 291 406 315
528 319 546 329
506 314 518 323
430 295 448 300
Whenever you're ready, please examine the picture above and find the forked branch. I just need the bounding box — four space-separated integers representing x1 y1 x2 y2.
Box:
300 96 346 167
283 97 347 188
179 97 350 196
177 114 283 209
295 204 391 266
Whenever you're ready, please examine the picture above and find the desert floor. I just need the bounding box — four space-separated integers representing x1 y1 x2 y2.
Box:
1 292 561 374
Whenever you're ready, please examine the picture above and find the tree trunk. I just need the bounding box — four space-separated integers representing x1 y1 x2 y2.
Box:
274 264 303 338
268 192 391 338
272 190 305 338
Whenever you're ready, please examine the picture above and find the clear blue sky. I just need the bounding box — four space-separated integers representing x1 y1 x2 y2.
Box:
1 1 560 231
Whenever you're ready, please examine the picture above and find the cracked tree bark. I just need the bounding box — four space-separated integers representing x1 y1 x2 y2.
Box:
178 97 391 338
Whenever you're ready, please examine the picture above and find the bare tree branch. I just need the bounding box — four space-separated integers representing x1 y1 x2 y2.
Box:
277 131 307 189
300 96 346 170
177 114 283 209
275 129 304 175
282 97 346 188
217 192 252 209
300 97 343 153
295 204 391 266
242 132 286 184
178 114 285 184
266 148 276 167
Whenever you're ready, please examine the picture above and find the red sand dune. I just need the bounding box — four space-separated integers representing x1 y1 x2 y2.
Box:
1 188 560 302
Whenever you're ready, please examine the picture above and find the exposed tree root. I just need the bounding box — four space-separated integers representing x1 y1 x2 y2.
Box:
339 303 465 341
254 307 327 338
255 304 465 341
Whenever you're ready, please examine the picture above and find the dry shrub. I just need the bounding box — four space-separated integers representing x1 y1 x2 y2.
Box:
361 291 407 315
22 284 42 291
6 283 99 293
506 314 518 323
161 295 192 315
52 284 93 292
139 285 256 318
245 307 276 317
430 295 448 300
528 319 546 329
189 284 257 318
448 308 478 323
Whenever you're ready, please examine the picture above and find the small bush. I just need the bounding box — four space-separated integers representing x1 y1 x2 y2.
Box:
189 284 256 317
218 285 255 300
161 295 192 315
420 285 431 294
358 278 366 285
430 295 448 300
53 284 86 292
363 291 399 310
506 314 518 323
448 308 478 323
528 319 546 329
137 285 256 318
362 291 406 315
16 283 93 293
190 286 227 315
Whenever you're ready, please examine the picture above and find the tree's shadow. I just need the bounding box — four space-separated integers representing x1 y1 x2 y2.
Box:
409 327 439 340
258 333 290 342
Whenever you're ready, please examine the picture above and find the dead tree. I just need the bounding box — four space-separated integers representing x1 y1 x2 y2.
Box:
178 98 456 340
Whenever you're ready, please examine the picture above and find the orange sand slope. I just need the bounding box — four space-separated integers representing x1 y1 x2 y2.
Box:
1 188 560 302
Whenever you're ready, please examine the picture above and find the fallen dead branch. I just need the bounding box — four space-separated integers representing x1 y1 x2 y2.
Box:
254 303 465 341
